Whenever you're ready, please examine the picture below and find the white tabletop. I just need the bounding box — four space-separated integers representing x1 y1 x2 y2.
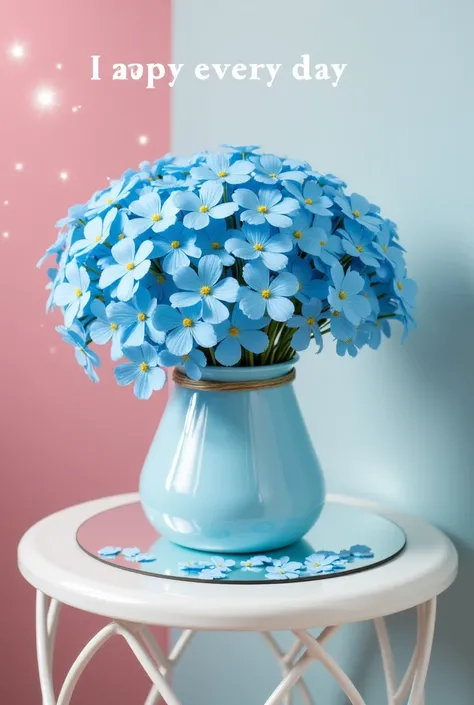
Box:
18 493 458 631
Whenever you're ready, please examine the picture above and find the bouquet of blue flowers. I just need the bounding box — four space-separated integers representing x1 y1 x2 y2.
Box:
39 146 416 399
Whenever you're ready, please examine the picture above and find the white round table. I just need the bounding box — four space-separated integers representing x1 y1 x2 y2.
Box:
18 493 458 705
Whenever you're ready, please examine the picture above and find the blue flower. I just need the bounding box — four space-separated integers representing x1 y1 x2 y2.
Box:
285 180 333 217
126 191 178 237
179 560 211 572
208 556 235 572
70 209 117 257
87 177 136 216
197 221 235 266
336 337 359 357
304 552 346 574
108 289 164 347
240 556 271 572
153 303 216 355
334 193 381 232
328 262 371 326
373 221 405 270
114 342 166 400
286 258 329 303
240 262 298 321
126 552 157 563
143 270 176 302
328 309 357 342
99 238 153 301
356 319 391 350
159 347 207 381
98 546 121 557
349 544 374 558
152 224 201 275
287 299 323 352
122 547 140 558
170 255 239 323
55 203 87 229
225 223 292 271
252 154 306 185
198 568 228 580
37 229 69 268
232 188 299 228
191 153 254 185
53 262 91 327
214 308 269 366
265 556 303 580
56 324 100 383
89 300 124 361
393 270 417 315
174 181 238 230
295 219 342 266
340 220 381 267
221 143 260 156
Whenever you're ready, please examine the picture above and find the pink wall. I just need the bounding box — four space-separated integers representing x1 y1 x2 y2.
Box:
0 2 171 702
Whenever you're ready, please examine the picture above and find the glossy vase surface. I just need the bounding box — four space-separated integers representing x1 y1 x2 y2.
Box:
139 358 325 553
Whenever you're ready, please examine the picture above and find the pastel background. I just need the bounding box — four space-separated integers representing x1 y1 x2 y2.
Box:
0 1 171 703
170 0 474 703
2 0 473 704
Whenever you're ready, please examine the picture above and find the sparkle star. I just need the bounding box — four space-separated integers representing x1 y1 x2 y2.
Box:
9 43 25 60
138 135 149 145
56 63 62 70
3 200 8 205
59 171 69 181
33 86 57 110
3 232 9 239
15 163 23 171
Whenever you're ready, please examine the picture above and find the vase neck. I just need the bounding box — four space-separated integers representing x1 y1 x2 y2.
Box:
198 357 299 383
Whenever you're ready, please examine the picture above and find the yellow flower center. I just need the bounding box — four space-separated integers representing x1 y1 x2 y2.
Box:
229 327 240 337
397 281 403 291
339 291 347 300
297 281 303 291
137 312 147 321
293 230 302 239
199 205 209 213
261 289 271 299
211 241 221 250
217 171 227 177
140 362 149 372
375 320 380 327
106 198 113 205
312 562 320 568
170 240 180 249
118 233 125 240
157 275 165 284
253 243 264 251
356 245 364 252
182 354 190 361
333 310 340 317
257 205 268 213
279 569 285 574
75 288 82 297
382 245 388 252
151 213 161 222
343 338 353 344
305 198 313 205
307 316 316 326
200 285 211 296
95 235 102 243
353 210 361 218
182 317 193 327
244 560 252 566
319 240 326 246
269 172 278 178
125 262 135 270
110 322 118 330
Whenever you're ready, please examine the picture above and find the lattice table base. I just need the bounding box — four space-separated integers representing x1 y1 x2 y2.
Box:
36 591 436 705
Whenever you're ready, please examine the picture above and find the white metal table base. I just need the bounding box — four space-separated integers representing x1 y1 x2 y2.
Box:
35 590 436 705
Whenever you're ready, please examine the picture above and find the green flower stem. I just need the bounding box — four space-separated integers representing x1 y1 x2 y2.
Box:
262 321 280 364
378 313 396 319
85 264 101 276
208 347 217 366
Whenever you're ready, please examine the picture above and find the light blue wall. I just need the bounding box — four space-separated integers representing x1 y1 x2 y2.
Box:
171 1 474 701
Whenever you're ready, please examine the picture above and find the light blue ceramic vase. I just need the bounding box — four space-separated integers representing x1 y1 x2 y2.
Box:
139 357 325 553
